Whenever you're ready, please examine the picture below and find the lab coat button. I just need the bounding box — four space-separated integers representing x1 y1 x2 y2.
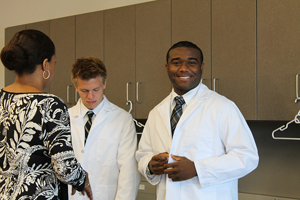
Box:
81 150 84 153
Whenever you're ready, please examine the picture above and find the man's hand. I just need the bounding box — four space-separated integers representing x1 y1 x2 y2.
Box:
149 152 169 175
163 154 197 182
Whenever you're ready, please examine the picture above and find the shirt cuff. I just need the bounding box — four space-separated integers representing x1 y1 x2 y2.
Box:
146 165 155 179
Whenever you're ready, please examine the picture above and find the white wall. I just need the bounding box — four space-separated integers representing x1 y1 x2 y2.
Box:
0 0 155 89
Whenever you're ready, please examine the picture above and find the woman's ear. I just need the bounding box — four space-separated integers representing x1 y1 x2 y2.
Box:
42 58 49 71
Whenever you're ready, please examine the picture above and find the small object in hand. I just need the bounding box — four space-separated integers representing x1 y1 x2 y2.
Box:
85 183 90 187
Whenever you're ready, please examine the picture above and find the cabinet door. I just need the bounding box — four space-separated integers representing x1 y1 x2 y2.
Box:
172 0 212 89
4 25 26 87
76 11 104 59
50 16 76 107
136 0 172 119
104 6 136 116
26 21 51 93
257 0 300 120
212 0 256 120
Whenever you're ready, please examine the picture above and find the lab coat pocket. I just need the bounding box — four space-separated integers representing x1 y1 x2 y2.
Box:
183 129 214 159
94 185 117 200
96 137 119 165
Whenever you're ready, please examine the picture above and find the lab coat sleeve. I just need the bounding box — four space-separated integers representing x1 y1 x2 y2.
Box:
136 112 162 185
194 101 259 188
115 114 141 200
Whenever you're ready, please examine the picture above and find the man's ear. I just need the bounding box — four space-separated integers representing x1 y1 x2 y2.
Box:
103 79 107 89
165 63 169 72
200 63 204 73
74 83 78 92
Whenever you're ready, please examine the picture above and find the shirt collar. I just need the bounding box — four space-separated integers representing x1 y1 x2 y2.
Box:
170 83 200 107
79 97 105 117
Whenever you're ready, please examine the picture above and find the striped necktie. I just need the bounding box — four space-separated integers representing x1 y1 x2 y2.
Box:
170 96 185 136
85 110 94 145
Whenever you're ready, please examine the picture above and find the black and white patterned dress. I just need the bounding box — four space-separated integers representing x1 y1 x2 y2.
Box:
0 89 86 200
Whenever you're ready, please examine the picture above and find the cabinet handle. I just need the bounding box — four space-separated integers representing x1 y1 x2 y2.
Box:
136 81 142 103
126 82 133 113
213 78 218 92
126 82 131 102
67 85 72 104
295 74 300 103
201 78 205 83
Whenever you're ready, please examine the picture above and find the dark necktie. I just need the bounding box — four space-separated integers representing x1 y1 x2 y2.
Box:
85 110 94 145
170 96 185 136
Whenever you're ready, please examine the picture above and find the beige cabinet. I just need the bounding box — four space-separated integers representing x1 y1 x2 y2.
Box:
104 0 172 119
76 11 104 60
104 5 136 116
257 0 300 120
135 0 172 118
49 16 76 107
211 0 256 120
5 1 300 120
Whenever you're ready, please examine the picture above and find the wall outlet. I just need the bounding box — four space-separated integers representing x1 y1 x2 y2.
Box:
139 184 145 190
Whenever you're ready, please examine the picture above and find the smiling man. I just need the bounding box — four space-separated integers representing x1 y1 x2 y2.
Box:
68 56 140 200
136 41 259 200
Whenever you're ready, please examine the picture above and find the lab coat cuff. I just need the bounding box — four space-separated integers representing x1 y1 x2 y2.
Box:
144 167 161 185
194 160 210 188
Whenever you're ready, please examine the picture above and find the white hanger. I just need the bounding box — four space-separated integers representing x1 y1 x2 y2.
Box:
126 100 144 127
126 100 133 114
133 119 145 128
272 111 300 140
126 97 144 128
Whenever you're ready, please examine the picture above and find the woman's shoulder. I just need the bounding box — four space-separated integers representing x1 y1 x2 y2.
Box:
38 93 64 102
33 93 67 108
0 90 67 108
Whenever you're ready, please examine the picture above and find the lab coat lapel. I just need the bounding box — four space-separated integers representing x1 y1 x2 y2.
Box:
179 98 200 123
73 117 85 147
70 101 85 148
89 108 107 133
173 84 209 136
157 94 172 139
86 97 109 141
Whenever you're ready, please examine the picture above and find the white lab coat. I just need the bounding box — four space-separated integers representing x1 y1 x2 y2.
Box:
68 95 140 200
136 83 259 200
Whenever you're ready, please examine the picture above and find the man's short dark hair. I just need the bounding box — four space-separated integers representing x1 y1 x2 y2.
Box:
166 41 203 64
